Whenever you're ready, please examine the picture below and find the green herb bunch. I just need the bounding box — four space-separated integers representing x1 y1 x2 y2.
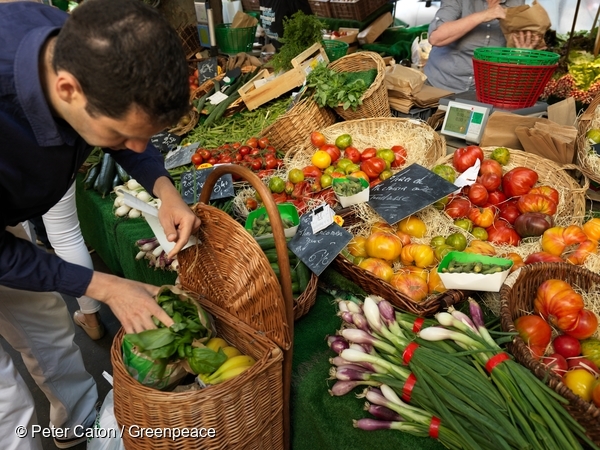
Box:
307 61 376 111
271 11 324 72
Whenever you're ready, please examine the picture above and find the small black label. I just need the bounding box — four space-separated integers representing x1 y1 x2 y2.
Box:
180 166 234 204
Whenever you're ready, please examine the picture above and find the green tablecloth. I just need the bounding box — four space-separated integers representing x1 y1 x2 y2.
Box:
75 176 442 450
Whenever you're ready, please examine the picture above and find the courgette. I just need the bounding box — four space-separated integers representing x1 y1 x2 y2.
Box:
83 164 99 190
257 237 292 252
295 261 311 293
95 153 117 197
195 85 215 113
115 162 130 183
111 172 121 190
203 91 241 127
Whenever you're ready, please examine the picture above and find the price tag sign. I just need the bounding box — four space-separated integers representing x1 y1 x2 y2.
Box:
310 204 335 234
180 166 234 204
368 163 458 225
197 57 218 83
150 130 181 153
288 213 353 276
164 143 199 170
592 143 600 155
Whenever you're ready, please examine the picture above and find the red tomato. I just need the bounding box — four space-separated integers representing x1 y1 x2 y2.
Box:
541 353 568 377
391 145 408 168
485 220 521 246
467 183 489 206
265 158 278 170
361 157 387 179
524 251 564 264
565 309 598 340
248 159 261 171
593 380 600 408
487 190 507 206
238 145 251 156
502 167 538 198
452 145 484 173
310 131 326 148
361 147 377 161
246 137 259 148
258 137 269 149
444 197 472 219
199 149 211 160
514 315 552 359
302 165 323 178
477 173 502 192
207 157 218 165
220 156 233 164
191 153 203 165
344 146 361 164
479 159 503 178
552 335 581 359
321 144 341 163
517 193 557 216
534 280 584 331
528 185 559 205
499 203 521 225
567 357 600 375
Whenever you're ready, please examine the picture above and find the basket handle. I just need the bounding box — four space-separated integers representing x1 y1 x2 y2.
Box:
199 164 293 450
560 163 590 194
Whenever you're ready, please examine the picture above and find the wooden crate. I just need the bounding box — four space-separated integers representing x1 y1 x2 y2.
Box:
239 43 329 111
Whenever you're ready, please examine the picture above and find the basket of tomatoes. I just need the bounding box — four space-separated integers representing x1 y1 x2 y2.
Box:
499 262 600 445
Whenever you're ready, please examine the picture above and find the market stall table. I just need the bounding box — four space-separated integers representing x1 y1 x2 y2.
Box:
75 175 443 450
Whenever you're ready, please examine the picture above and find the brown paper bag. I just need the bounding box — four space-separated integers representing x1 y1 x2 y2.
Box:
480 111 549 149
231 10 258 28
384 65 427 95
499 0 551 49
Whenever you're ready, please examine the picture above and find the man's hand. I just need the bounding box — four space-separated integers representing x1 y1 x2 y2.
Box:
153 176 201 259
512 31 544 49
86 272 174 334
484 0 506 22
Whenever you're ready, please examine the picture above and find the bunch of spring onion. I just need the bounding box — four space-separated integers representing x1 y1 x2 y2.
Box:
135 237 179 271
327 296 597 450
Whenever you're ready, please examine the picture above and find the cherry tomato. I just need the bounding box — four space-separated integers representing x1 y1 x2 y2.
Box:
191 153 203 165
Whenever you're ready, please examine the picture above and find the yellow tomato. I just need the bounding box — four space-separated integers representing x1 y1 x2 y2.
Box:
311 150 332 169
358 258 394 282
348 236 368 258
563 369 596 402
398 216 427 238
400 244 435 268
365 232 403 261
428 268 447 294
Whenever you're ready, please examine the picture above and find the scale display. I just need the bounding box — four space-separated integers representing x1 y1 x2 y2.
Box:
440 100 492 144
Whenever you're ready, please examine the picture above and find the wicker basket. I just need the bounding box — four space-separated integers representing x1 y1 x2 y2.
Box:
328 51 391 120
241 0 260 12
308 0 332 17
167 107 199 136
260 95 337 153
434 147 589 231
111 299 284 450
499 262 600 445
329 0 387 21
576 92 600 186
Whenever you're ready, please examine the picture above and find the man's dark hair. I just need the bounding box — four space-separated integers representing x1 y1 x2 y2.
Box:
53 0 190 126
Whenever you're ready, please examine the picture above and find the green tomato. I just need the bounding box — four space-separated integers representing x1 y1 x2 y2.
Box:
471 227 488 241
490 147 510 165
430 235 447 248
376 149 396 164
445 232 467 251
434 244 454 262
432 196 449 210
587 128 600 144
432 164 456 183
454 218 473 233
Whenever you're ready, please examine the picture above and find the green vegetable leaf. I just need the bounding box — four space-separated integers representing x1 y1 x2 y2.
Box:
124 328 175 351
187 347 228 375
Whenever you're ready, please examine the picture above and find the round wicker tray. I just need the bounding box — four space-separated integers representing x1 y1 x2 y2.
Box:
328 51 391 120
576 92 600 185
499 262 600 446
168 107 199 136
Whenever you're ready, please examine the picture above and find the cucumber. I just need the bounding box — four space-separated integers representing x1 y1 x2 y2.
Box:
270 262 280 277
291 281 300 294
295 261 311 293
111 172 121 190
115 162 130 183
83 164 99 190
194 86 215 113
95 153 117 197
203 91 241 127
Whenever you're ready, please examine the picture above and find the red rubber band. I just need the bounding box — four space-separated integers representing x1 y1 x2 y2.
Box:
485 352 510 373
402 342 419 365
402 373 417 402
429 416 441 439
412 317 425 333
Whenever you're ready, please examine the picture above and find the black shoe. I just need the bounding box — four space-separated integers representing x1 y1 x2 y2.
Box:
53 435 87 449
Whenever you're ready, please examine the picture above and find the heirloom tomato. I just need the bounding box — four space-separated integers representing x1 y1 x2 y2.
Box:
502 252 524 272
320 144 341 163
583 217 600 241
485 220 521 246
467 183 489 206
371 221 395 234
310 131 326 148
391 145 408 168
344 146 361 164
563 369 595 402
479 159 503 178
471 227 489 241
434 244 454 262
428 268 447 294
398 216 427 238
430 235 447 248
302 165 322 178
445 197 472 219
498 202 521 225
534 279 584 331
395 231 412 247
397 265 428 282
454 218 473 233
513 212 553 238
452 145 484 173
563 225 588 246
347 236 368 258
487 190 507 206
565 239 598 265
432 164 456 183
360 147 377 161
490 147 510 165
400 244 435 268
502 167 538 198
445 232 467 251
528 186 559 205
565 309 598 340
463 240 496 256
468 206 496 228
361 157 387 179
477 173 502 192
524 251 564 265
335 134 352 150
514 315 552 359
358 258 394 282
517 193 557 216
365 232 403 261
389 273 429 302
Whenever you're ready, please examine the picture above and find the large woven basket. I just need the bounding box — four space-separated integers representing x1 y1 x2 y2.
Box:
260 94 337 154
576 92 600 185
328 51 391 120
499 262 600 445
111 299 284 450
434 147 588 232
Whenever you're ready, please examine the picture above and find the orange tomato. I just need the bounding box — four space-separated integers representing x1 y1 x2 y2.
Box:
396 265 428 282
541 227 567 256
395 230 412 247
400 244 435 268
347 236 368 258
583 218 600 241
358 258 394 282
389 273 429 302
371 221 395 234
398 216 427 238
463 240 497 256
468 206 496 228
502 252 524 273
565 239 598 265
534 280 584 332
563 225 588 246
428 268 446 294
517 193 557 216
365 232 403 261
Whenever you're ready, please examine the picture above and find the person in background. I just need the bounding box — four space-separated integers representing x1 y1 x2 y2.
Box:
0 1 200 449
424 0 540 92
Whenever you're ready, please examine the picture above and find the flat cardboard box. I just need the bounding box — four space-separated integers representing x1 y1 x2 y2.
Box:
357 12 393 45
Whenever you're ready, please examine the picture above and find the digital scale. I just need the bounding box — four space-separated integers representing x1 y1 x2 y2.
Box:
438 91 548 145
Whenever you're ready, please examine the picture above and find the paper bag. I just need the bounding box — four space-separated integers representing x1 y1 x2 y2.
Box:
231 10 258 28
499 0 551 49
480 111 546 149
384 65 426 95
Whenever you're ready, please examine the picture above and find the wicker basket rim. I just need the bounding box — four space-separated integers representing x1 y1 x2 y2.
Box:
576 92 600 184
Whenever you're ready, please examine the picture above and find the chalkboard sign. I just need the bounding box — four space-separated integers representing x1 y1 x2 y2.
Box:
180 166 234 204
164 143 199 170
197 57 218 83
150 130 181 153
288 213 353 276
368 163 458 225
592 143 600 155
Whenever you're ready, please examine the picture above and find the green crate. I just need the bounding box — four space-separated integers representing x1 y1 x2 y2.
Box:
473 47 559 66
322 39 349 62
215 23 257 55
